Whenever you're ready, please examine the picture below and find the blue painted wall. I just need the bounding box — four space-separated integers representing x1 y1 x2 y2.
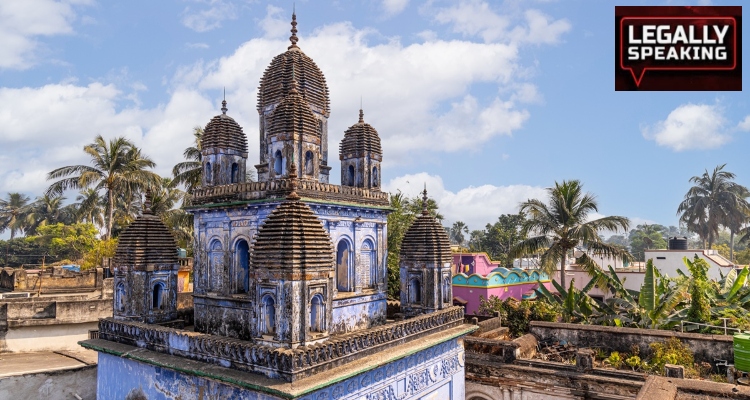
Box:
96 337 465 400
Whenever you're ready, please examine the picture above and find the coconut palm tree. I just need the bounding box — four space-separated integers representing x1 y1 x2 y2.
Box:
73 188 105 229
172 126 203 194
0 193 32 239
450 221 469 247
677 164 750 249
46 135 160 240
509 180 631 289
25 194 75 234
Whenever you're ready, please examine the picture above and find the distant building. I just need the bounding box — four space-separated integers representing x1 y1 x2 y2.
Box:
82 13 474 400
451 253 551 315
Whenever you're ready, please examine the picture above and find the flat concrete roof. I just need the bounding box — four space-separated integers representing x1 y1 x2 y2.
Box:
0 349 97 378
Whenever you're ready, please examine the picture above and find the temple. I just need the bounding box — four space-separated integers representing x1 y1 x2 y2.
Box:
81 12 474 399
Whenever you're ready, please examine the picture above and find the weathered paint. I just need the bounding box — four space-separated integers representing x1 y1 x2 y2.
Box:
95 336 466 400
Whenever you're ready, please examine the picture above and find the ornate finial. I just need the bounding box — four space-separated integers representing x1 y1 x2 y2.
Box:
288 64 300 94
144 189 153 214
421 184 428 215
358 108 364 124
287 157 300 200
288 9 299 49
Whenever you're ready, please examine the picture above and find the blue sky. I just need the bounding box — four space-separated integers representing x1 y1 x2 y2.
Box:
1 0 748 234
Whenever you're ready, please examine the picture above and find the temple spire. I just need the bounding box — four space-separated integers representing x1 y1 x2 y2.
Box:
358 108 364 124
288 8 299 49
221 88 228 114
144 189 153 215
421 184 428 215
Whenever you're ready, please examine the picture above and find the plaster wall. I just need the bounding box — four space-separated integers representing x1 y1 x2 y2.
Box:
95 336 465 400
645 249 734 281
453 254 498 276
453 281 550 316
3 322 99 352
0 365 96 400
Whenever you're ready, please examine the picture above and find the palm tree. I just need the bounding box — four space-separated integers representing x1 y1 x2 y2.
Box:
74 188 105 229
724 186 750 261
677 164 750 249
25 194 75 234
450 221 469 247
172 126 203 194
46 135 160 239
509 180 631 289
0 193 31 239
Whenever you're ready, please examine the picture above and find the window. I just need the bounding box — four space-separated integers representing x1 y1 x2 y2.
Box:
205 162 212 184
209 240 223 291
274 150 283 175
363 239 376 288
235 239 250 293
442 276 451 304
261 295 276 335
348 165 355 186
305 151 314 175
372 166 378 187
409 278 421 304
231 163 239 183
115 283 126 312
310 294 325 332
152 283 165 310
336 240 352 292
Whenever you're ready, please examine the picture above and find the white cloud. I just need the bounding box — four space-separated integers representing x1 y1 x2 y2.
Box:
642 103 730 151
0 83 214 196
383 172 547 229
258 5 288 38
431 0 570 45
383 0 409 16
195 22 531 167
738 115 750 131
181 0 237 32
0 0 93 69
185 42 210 49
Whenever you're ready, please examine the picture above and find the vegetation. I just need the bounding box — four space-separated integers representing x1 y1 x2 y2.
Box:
509 180 631 289
466 213 527 268
477 296 557 337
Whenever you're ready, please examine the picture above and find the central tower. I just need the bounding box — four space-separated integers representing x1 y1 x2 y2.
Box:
256 12 332 183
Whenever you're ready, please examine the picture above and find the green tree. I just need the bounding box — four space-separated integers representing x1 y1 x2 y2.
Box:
677 164 750 249
27 223 99 262
73 188 105 229
450 221 469 248
470 213 527 268
172 126 203 194
0 192 32 239
628 224 668 261
683 256 712 323
25 194 76 234
510 180 631 289
46 135 161 240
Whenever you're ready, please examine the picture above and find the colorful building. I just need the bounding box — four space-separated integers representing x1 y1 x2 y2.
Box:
451 253 551 315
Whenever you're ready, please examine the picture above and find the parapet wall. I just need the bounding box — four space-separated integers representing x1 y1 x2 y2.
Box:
0 267 104 294
529 321 734 364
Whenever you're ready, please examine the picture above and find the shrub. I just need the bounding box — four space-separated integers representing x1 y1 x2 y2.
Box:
625 355 641 370
606 351 623 369
648 337 694 375
477 296 558 337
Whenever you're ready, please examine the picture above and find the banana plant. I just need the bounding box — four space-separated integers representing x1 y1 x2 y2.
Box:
536 277 599 323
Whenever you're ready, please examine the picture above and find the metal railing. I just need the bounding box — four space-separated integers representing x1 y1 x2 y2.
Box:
680 318 741 335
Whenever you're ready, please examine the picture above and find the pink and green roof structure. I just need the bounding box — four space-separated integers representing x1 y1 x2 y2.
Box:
451 253 551 316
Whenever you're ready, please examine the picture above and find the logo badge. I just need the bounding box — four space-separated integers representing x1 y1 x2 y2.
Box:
615 6 742 91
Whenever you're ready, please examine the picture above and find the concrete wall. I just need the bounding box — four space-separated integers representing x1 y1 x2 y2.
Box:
529 321 734 364
1 267 104 294
4 322 99 352
645 250 735 281
0 365 96 400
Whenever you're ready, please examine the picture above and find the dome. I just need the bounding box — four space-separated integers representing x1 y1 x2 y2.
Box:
399 189 451 265
201 100 248 154
266 81 321 138
257 14 330 115
339 109 382 159
114 199 178 267
250 180 334 270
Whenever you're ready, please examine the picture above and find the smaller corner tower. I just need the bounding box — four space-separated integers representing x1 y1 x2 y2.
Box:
113 193 180 324
340 109 383 189
248 163 335 348
399 187 453 317
201 99 249 187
